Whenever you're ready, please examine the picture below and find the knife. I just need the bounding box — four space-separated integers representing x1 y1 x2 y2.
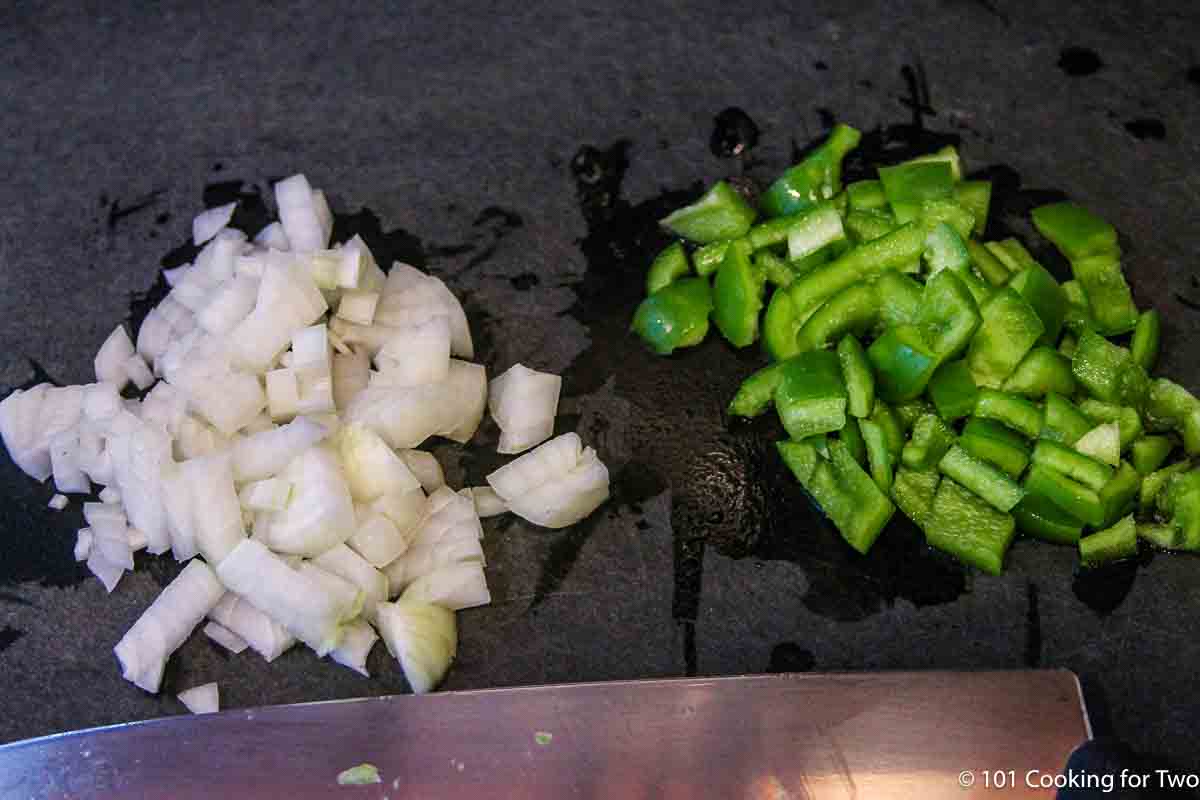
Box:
0 669 1089 799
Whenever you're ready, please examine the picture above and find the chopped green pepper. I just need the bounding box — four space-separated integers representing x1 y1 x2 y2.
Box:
796 281 880 352
902 413 957 471
1030 440 1113 491
762 288 802 362
774 350 848 440
1071 330 1138 404
1007 264 1067 346
904 145 963 180
922 223 970 275
839 418 867 466
846 179 887 211
1060 279 1095 335
1076 399 1143 450
960 419 1031 479
985 239 1039 275
1023 463 1105 527
845 209 898 244
660 181 757 243
1145 377 1199 432
1131 435 1174 476
1075 423 1121 467
755 251 795 288
762 124 862 218
776 439 821 484
925 478 1017 575
1041 393 1094 445
631 277 713 355
728 361 784 418
1002 347 1076 398
967 288 1045 388
837 335 875 418
645 242 691 295
1012 493 1084 545
878 161 955 224
859 418 894 493
1098 460 1140 527
1031 201 1119 262
871 401 906 461
1079 515 1138 567
786 204 847 261
918 201 975 242
891 467 941 529
916 269 981 362
1058 334 1078 358
938 445 1025 512
1131 309 1160 372
713 238 764 348
1139 459 1192 512
953 180 992 237
967 239 1011 286
973 389 1043 439
928 359 979 422
893 398 936 431
1071 253 1139 336
693 241 729 277
874 270 923 329
1137 522 1185 551
867 324 939 402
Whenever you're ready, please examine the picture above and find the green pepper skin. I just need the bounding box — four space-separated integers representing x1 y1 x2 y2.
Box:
925 479 1016 575
1013 493 1084 545
713 239 764 348
1007 263 1067 346
1031 202 1119 262
1131 309 1161 372
837 335 875 419
916 269 981 362
762 124 862 218
631 277 713 355
797 281 880 352
774 350 848 440
928 360 979 422
645 241 691 295
1079 516 1138 567
867 325 939 402
1002 347 1076 398
660 181 757 244
967 288 1045 389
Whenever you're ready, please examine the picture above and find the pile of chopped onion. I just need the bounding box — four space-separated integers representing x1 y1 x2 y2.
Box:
0 175 610 698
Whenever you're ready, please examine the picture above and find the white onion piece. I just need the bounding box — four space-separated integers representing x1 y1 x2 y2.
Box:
181 453 245 566
265 368 300 421
399 450 444 492
200 230 246 284
313 544 388 621
338 423 420 502
439 360 487 443
327 318 394 357
203 621 248 654
0 386 51 480
336 291 379 326
332 347 370 411
127 527 148 552
339 235 386 292
48 493 69 511
161 469 198 561
240 412 275 435
216 540 349 656
292 324 331 371
347 511 407 568
275 175 328 253
197 275 259 334
261 447 355 557
123 354 155 391
401 562 491 611
488 364 561 454
106 412 172 554
385 523 483 595
486 432 583 501
49 430 89 494
231 415 327 482
162 265 188 287
82 382 122 424
229 256 327 373
74 528 93 561
344 383 444 450
177 682 220 714
254 221 290 251
311 190 334 245
208 592 295 662
330 619 378 677
114 559 225 692
99 486 122 504
295 563 364 622
375 599 456 695
193 202 236 245
188 371 266 437
378 264 473 359
86 548 125 593
375 315 451 387
95 325 135 387
505 447 610 529
174 416 228 461
140 383 187 437
238 478 291 512
468 486 507 518
136 308 173 365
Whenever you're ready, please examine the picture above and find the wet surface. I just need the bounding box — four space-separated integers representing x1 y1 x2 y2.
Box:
1058 47 1104 77
1124 118 1166 141
709 107 760 159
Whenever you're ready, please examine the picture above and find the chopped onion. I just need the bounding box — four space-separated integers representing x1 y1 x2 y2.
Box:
375 315 451 387
274 175 328 253
140 383 188 437
347 511 408 568
99 486 122 504
193 201 237 245
486 432 583 501
203 621 249 654
180 453 245 566
399 450 445 493
49 430 89 494
337 424 420 502
505 447 610 529
74 528 93 561
114 559 225 692
312 543 388 622
229 254 327 373
401 562 491 611
238 478 291 512
384 492 482 593
260 447 355 557
231 415 328 482
468 486 507 518
375 599 456 695
215 539 349 656
331 347 370 411
295 563 364 621
123 354 156 391
208 591 295 662
48 493 69 511
336 290 380 327
329 619 379 677
253 221 290 251
86 547 125 593
488 364 561 454
95 325 135 387
197 275 259 335
177 682 220 714
174 416 229 461
105 413 173 554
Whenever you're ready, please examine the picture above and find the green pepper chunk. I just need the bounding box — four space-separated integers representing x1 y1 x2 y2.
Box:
870 401 905 461
967 288 1045 388
878 161 955 224
974 389 1043 439
839 418 867 466
859 418 894 493
785 204 847 261
1012 493 1084 545
645 242 691 295
762 289 801 362
1131 435 1174 476
891 467 941 529
918 200 976 242
756 251 795 288
985 239 1039 275
1145 378 1200 431
774 350 848 440
762 124 862 218
728 361 784 418
631 277 713 355
967 239 1011 286
796 281 880 352
866 324 939 402
1031 202 1120 261
874 270 923 329
925 478 1016 575
1030 440 1113 491
713 238 764 348
1098 460 1141 527
1071 330 1146 405
1060 280 1095 335
1079 515 1138 567
1071 253 1139 336
1140 460 1192 512
1023 463 1105 527
928 359 979 422
901 413 957 471
1076 399 1143 451
776 439 821 484
1059 334 1078 358
893 399 936 432
953 181 992 237
1007 264 1067 346
847 179 888 211
845 209 897 244
837 335 875 419
916 269 981 362
1075 423 1121 467
922 223 971 275
904 145 963 179
960 419 1031 479
693 241 729 278
1137 522 1185 551
660 181 757 243
1002 347 1076 398
938 445 1025 512
1131 309 1160 372
1042 393 1093 445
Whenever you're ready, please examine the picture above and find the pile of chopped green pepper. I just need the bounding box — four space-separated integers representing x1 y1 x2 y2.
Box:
633 122 1200 576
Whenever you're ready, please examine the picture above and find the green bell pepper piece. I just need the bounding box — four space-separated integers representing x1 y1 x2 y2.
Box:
1137 522 1186 551
1099 460 1141 528
1012 493 1084 545
901 413 956 471
837 335 875 419
785 204 847 261
985 239 1038 275
859 418 894 493
762 124 862 218
1042 393 1093 445
631 277 713 355
916 269 981 361
938 445 1025 512
874 270 923 329
1007 264 1066 346
713 238 764 348
967 288 1045 388
904 145 963 180
1059 334 1078 358
1001 347 1076 398
871 401 906 461
762 288 801 362
645 241 691 295
953 180 992 238
867 324 939 402
893 399 936 432
693 241 729 277
1170 489 1200 551
958 269 994 307
1131 435 1174 476
660 181 757 243
1071 329 1134 403
922 222 971 275
1074 423 1121 467
774 350 848 440
1079 515 1138 567
918 200 976 241
878 161 955 224
1060 279 1094 335
840 417 867 466
776 439 821 484
925 478 1017 575
974 389 1043 439
1023 463 1105 527
755 251 795 288
891 467 941 529
1145 378 1199 431
1031 201 1119 262
967 239 1011 286
1030 440 1113 491
1154 469 1200 517
928 359 979 422
1131 309 1160 372
960 421 1031 479
1076 399 1143 450
846 179 887 211
796 281 880 352
1071 253 1139 336
1139 460 1192 512
845 209 898 244
728 361 784 418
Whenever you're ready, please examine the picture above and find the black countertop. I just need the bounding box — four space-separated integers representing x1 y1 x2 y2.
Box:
2 0 1199 771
